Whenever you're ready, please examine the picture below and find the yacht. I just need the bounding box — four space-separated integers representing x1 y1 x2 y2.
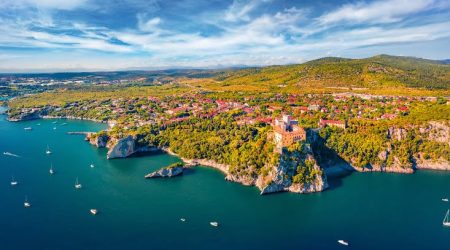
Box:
24 127 32 131
90 209 98 215
53 127 57 130
49 164 55 175
180 218 186 222
338 240 349 246
443 209 450 227
75 178 82 189
46 145 52 155
442 198 449 202
90 163 95 168
10 176 18 186
210 221 219 227
24 196 31 208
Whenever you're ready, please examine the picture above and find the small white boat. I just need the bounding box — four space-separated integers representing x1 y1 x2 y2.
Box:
24 196 31 208
75 178 82 189
49 164 55 175
4 152 19 157
53 127 57 130
37 123 41 126
24 127 32 130
61 123 67 126
338 240 349 246
210 221 219 227
442 198 449 202
52 121 57 124
90 209 98 215
90 164 95 168
45 145 52 155
443 209 450 227
180 218 186 222
10 176 18 186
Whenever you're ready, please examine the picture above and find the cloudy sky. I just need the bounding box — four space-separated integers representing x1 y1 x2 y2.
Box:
1 0 449 72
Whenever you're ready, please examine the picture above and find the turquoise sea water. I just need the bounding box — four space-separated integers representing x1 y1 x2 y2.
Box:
0 113 449 250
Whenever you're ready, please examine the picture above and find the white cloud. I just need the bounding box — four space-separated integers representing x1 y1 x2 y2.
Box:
224 0 271 22
0 0 88 10
318 0 439 25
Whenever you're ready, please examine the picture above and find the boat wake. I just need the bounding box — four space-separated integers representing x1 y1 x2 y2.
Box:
3 152 20 158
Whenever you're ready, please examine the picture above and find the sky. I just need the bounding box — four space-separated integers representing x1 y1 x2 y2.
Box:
0 0 450 72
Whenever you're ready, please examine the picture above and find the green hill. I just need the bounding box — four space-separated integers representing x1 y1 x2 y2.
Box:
215 55 450 90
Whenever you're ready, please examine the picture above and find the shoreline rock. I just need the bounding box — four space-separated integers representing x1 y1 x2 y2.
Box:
145 166 184 178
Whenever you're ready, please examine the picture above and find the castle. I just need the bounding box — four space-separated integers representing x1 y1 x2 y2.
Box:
273 115 306 151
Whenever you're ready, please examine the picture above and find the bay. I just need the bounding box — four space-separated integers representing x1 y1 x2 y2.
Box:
0 114 449 249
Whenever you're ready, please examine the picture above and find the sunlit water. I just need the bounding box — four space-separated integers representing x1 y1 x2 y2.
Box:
0 113 449 249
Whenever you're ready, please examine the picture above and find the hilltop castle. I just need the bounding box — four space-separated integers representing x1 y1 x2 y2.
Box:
273 115 306 152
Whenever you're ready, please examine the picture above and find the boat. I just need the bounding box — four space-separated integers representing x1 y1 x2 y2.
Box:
180 218 186 222
24 127 32 130
10 176 18 186
24 196 31 208
49 164 55 175
53 127 57 130
3 152 19 157
52 121 57 124
90 209 98 215
443 209 450 227
61 123 67 126
90 163 95 168
210 221 219 227
338 240 349 246
75 178 82 189
37 123 41 126
442 198 449 202
45 145 52 155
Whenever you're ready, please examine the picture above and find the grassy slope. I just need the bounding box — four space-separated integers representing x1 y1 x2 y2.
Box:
211 55 450 92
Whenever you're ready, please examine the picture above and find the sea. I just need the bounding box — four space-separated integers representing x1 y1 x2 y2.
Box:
0 109 449 250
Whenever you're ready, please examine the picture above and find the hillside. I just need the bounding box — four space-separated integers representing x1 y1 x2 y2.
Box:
215 55 450 90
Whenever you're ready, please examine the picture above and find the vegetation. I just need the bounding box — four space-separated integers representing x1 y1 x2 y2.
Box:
215 55 450 90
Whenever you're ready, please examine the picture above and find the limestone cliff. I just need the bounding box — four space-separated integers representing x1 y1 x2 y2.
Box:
255 143 328 195
7 109 41 121
87 133 109 148
106 136 137 159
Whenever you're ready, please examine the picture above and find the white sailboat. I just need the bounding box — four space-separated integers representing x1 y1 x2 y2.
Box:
46 145 52 155
10 176 18 186
49 164 55 175
24 196 31 208
75 178 82 189
90 209 98 215
90 163 95 168
443 209 450 227
338 240 349 246
210 221 219 227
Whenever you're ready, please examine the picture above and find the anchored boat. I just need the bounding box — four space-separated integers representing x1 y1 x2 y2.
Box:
443 209 450 227
75 178 82 189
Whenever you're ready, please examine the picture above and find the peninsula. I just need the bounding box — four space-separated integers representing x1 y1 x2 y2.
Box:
6 55 450 195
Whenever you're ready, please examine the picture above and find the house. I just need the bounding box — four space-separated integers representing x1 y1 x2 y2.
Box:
273 115 306 151
308 104 320 111
318 119 347 129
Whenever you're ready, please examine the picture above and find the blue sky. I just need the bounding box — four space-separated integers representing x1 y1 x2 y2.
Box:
0 0 450 72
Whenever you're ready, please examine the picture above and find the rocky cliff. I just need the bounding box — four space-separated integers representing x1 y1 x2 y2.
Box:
7 109 41 121
255 143 328 194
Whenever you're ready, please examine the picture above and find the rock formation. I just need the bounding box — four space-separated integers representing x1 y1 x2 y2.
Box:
145 165 184 178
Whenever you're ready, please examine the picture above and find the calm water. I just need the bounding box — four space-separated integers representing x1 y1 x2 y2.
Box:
0 113 449 250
